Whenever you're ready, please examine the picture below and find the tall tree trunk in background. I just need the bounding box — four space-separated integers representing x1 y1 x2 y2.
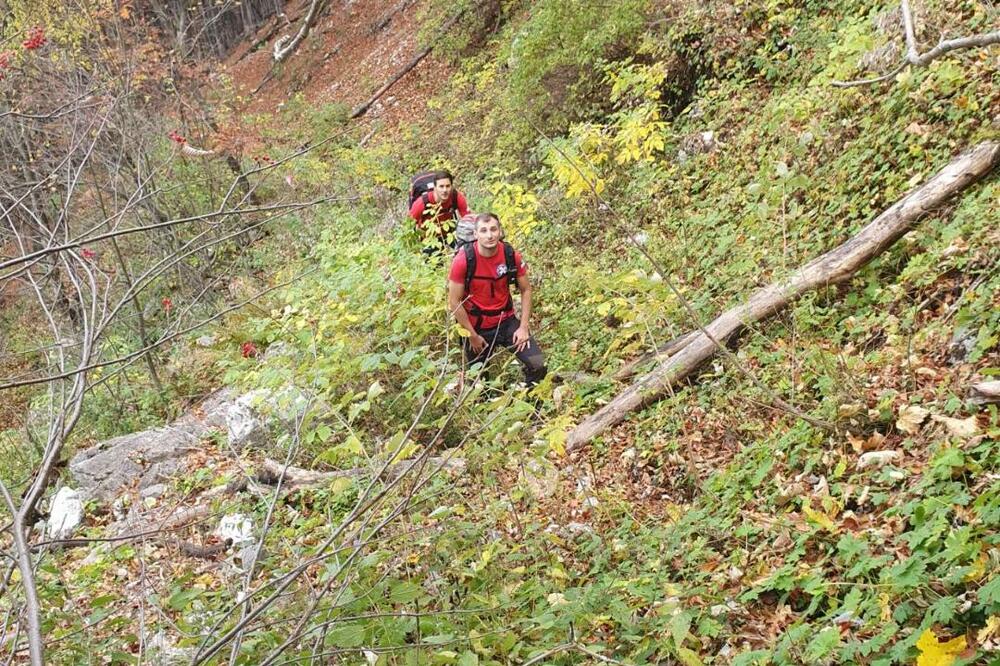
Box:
273 0 328 63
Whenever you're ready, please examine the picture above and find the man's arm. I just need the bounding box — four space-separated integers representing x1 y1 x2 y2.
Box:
456 192 470 217
409 198 425 226
449 280 487 352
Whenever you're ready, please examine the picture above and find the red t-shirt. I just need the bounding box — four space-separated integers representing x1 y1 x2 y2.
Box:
409 191 470 230
449 243 527 330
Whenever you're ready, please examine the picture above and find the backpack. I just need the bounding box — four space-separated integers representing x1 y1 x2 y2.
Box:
408 171 438 207
454 213 477 248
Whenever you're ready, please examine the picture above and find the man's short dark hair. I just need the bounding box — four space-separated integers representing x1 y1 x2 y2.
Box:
475 212 500 228
433 170 454 185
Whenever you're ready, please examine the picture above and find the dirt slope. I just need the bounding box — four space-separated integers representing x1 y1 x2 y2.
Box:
219 0 446 131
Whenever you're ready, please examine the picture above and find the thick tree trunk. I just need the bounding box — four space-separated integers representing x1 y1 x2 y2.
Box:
613 330 697 381
567 141 1000 451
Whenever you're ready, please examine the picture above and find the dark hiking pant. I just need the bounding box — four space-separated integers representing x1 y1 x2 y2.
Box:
463 316 547 386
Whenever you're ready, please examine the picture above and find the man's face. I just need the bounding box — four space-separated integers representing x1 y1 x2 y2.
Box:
433 178 453 203
475 218 501 250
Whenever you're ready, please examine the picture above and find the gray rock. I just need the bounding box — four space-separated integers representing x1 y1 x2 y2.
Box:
146 632 198 666
948 326 977 364
226 391 268 450
140 483 167 499
519 460 559 499
70 389 233 502
677 130 717 163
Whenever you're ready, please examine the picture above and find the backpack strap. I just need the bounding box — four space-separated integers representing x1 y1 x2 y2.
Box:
503 242 517 287
463 242 477 294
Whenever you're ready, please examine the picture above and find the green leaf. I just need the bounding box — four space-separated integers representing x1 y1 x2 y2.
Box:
804 627 841 662
457 651 479 666
979 575 1000 608
671 611 692 647
167 587 200 611
325 623 365 648
676 647 705 666
389 581 422 604
423 634 454 645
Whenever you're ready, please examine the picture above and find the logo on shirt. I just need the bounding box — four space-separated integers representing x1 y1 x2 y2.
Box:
496 264 508 278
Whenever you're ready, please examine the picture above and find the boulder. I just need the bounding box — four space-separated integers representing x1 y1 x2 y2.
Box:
226 391 268 450
70 389 233 502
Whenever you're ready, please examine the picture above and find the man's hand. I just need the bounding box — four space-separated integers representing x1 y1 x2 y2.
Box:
469 333 488 354
512 326 531 353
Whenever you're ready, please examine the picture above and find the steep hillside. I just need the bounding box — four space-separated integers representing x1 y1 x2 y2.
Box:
1 0 998 664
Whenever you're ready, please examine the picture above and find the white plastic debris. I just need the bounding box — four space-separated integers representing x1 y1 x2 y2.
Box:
215 513 254 545
857 450 901 470
195 335 216 347
48 487 83 540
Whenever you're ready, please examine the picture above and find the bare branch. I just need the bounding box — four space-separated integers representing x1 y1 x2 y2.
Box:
833 1 1000 86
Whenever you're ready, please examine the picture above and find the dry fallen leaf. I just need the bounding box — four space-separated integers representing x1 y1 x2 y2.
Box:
931 414 979 439
896 405 929 434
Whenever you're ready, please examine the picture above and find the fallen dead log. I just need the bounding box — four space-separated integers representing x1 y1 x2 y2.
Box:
261 456 466 489
566 141 1000 451
613 331 697 381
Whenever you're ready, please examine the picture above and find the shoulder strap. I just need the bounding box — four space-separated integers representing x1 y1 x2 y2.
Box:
421 192 431 208
503 242 517 286
463 243 476 293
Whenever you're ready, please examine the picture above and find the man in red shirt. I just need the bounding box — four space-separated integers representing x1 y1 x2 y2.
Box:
447 213 546 385
410 170 469 252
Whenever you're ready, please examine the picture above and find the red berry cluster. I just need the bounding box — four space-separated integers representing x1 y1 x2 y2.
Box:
161 297 173 312
168 130 187 145
22 26 46 51
240 341 259 358
252 154 274 166
81 248 96 260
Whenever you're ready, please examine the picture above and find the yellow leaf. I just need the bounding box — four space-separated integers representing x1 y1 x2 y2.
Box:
389 441 420 464
879 593 892 622
802 499 838 533
915 628 966 666
977 616 1000 643
965 552 987 582
547 428 567 457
